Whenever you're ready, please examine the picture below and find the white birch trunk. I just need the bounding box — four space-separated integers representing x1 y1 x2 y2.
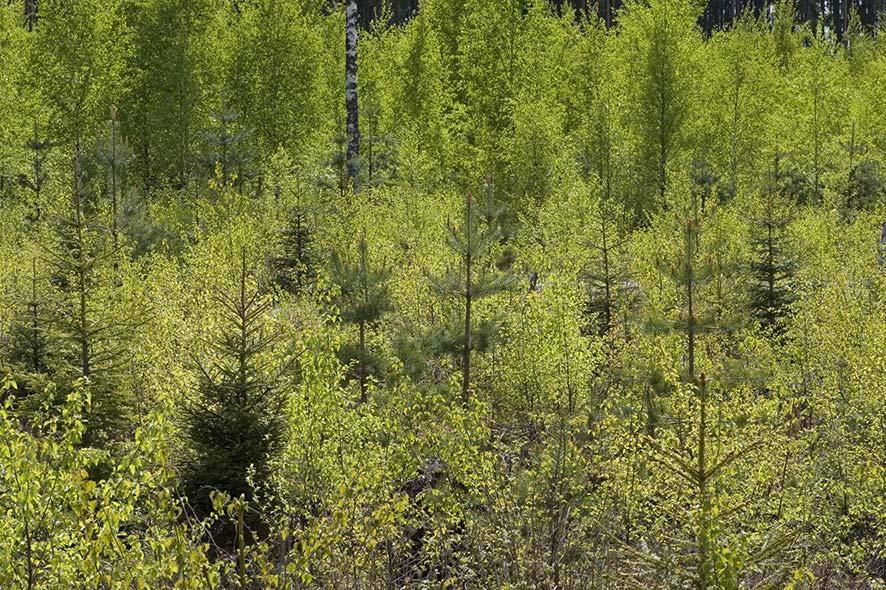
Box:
345 0 360 187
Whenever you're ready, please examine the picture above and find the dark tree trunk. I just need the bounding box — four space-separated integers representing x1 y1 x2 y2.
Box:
358 319 367 403
764 221 775 326
462 240 472 406
109 107 120 256
29 261 40 373
461 195 474 406
24 0 37 31
345 0 360 187
355 0 419 26
73 142 91 380
686 247 695 383
600 218 612 334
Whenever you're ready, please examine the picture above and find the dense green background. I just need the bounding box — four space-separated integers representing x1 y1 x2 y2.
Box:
0 0 884 588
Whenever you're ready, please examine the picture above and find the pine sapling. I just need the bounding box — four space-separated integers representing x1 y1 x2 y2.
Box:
428 193 515 405
331 231 392 402
185 251 291 523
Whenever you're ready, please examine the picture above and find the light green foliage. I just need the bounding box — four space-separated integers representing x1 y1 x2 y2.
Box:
124 0 221 187
0 1 884 588
226 0 324 159
619 0 701 218
0 4 31 189
0 376 223 589
31 0 133 147
781 38 850 205
701 18 777 199
385 11 452 184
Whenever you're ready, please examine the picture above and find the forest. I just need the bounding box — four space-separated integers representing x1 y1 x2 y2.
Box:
0 0 885 588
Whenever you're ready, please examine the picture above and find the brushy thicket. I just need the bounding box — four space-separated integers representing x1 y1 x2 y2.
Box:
0 0 885 588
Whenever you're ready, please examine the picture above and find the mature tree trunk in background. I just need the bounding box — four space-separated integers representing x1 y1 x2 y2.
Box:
461 197 473 406
353 0 418 26
832 0 848 42
858 0 878 29
357 0 377 29
345 0 360 188
549 0 882 32
752 0 766 19
24 0 37 31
